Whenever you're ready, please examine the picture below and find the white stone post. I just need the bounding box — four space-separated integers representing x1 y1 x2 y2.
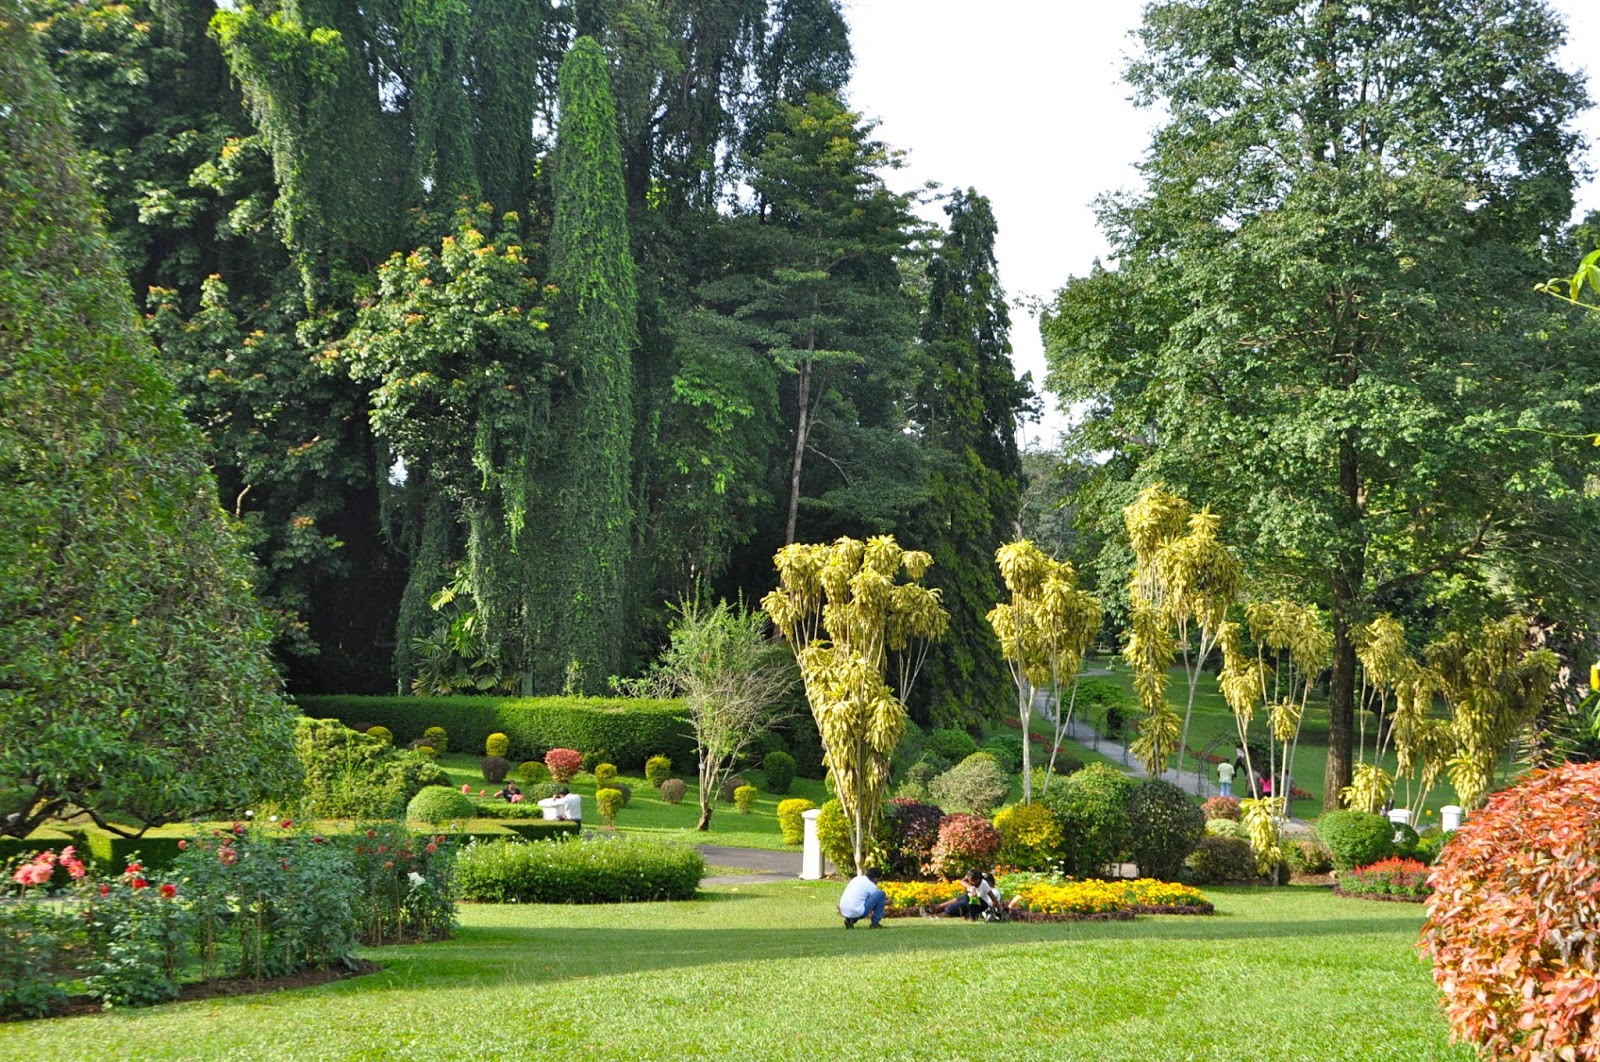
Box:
1386 808 1412 827
1441 805 1463 832
800 808 823 880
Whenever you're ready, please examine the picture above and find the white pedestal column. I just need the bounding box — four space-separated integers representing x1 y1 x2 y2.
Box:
800 808 823 880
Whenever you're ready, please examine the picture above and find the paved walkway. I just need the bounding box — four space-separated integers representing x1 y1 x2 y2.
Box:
697 844 808 885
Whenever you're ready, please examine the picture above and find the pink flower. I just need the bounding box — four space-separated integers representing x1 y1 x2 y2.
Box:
425 843 437 854
60 846 76 862
384 860 394 870
160 883 177 899
64 857 86 880
479 789 486 798
11 863 49 887
177 839 188 850
461 784 471 794
219 847 238 866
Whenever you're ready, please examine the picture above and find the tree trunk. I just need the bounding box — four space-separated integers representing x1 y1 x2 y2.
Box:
1323 428 1364 811
696 803 713 830
785 357 812 545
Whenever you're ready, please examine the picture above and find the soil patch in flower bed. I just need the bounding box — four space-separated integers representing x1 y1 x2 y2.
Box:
3 961 383 1022
1331 887 1427 904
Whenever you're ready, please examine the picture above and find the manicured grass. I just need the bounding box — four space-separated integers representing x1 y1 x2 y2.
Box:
0 881 1468 1060
434 754 827 851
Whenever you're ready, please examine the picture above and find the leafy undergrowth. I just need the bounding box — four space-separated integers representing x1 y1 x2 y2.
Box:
0 882 1467 1061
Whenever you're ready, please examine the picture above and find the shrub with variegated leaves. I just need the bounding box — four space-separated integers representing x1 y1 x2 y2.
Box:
928 813 1000 879
993 802 1062 869
1421 761 1600 1062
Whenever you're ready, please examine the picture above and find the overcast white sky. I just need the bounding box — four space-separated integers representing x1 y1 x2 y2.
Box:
842 0 1600 449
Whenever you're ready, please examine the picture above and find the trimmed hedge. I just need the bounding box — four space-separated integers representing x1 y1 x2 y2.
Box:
500 821 582 842
454 836 703 902
295 695 693 770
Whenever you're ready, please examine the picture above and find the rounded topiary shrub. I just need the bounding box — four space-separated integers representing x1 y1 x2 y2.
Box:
928 752 1010 817
925 727 979 764
734 784 758 814
407 785 475 824
1315 810 1396 871
929 813 1002 880
880 798 944 879
718 774 749 803
615 783 632 807
1184 836 1257 885
993 801 1063 870
1040 762 1135 879
518 760 550 785
1422 762 1600 1062
645 755 672 789
545 748 582 784
1206 818 1248 841
593 763 618 788
366 725 393 745
422 726 449 754
596 788 624 826
762 750 796 795
1202 794 1242 822
816 799 856 873
777 798 817 845
659 778 687 805
454 837 704 903
1126 778 1205 882
482 756 511 783
486 732 510 758
979 734 1024 773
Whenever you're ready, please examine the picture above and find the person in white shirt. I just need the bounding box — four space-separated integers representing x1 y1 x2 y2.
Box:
838 868 887 929
537 787 581 824
561 788 582 825
1217 759 1236 797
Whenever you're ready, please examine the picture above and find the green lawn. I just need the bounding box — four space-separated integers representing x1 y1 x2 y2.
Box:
434 754 826 851
0 881 1468 1061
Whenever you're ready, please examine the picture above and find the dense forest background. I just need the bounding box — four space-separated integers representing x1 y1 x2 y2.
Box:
22 0 1600 761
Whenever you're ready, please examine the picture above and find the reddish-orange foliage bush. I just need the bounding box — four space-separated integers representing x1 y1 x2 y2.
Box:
1202 795 1241 821
1420 761 1600 1062
544 748 582 784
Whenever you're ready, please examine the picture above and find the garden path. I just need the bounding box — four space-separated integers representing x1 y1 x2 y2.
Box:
697 844 804 884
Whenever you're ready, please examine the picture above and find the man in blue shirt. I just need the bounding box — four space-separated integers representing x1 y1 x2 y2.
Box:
838 867 887 929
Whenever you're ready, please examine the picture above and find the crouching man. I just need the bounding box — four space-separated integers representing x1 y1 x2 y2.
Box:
839 867 887 929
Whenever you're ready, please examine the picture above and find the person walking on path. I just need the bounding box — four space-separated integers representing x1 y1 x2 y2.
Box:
1217 760 1235 798
839 868 887 929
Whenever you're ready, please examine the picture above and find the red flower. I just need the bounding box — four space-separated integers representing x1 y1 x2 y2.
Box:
177 839 188 850
99 884 111 897
425 843 437 854
219 847 238 866
366 829 377 839
160 883 177 899
233 822 246 835
281 859 290 870
131 878 148 890
125 861 142 875
384 860 394 870
312 835 325 844
280 819 293 829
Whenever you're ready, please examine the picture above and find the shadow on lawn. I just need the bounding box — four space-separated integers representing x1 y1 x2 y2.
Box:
363 905 1420 989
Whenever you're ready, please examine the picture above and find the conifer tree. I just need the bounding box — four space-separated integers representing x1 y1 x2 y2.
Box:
0 5 299 837
542 34 639 692
907 189 1029 728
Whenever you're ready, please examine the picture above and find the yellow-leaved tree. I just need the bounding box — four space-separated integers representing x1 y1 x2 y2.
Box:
987 540 1102 803
763 536 948 874
1122 485 1243 781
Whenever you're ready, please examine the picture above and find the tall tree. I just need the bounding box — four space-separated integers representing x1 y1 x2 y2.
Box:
906 189 1029 728
1043 0 1600 809
1 4 299 837
541 35 639 692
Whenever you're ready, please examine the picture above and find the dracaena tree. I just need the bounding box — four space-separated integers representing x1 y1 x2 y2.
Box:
1121 485 1243 781
987 540 1102 803
763 536 947 874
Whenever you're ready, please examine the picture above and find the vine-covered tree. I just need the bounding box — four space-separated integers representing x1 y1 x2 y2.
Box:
906 189 1030 730
1044 0 1600 808
0 6 299 838
541 35 640 692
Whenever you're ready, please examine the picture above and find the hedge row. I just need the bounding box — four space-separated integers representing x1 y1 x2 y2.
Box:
454 836 703 903
295 695 695 770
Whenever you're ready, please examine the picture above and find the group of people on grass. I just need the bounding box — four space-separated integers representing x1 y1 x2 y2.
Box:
838 868 1004 929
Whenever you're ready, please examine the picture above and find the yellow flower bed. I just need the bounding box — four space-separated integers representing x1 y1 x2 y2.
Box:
1011 879 1130 915
882 880 966 909
1119 879 1207 908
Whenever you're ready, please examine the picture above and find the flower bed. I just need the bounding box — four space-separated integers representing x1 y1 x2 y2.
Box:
1334 856 1431 902
878 875 1212 921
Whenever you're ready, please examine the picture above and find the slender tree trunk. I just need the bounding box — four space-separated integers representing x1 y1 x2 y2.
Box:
1324 430 1364 811
785 357 813 545
1019 680 1033 803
